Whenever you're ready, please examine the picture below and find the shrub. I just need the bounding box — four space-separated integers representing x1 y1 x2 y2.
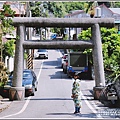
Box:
0 61 9 87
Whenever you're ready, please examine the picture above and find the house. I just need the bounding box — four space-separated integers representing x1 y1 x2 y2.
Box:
64 10 89 39
0 1 26 39
64 4 120 39
0 1 26 71
0 2 25 17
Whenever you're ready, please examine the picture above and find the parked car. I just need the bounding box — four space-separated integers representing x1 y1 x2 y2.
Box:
63 59 68 74
50 33 57 40
61 54 68 68
1 69 38 97
34 49 48 59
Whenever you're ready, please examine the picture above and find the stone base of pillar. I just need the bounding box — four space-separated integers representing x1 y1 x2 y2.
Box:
9 87 25 101
93 86 104 100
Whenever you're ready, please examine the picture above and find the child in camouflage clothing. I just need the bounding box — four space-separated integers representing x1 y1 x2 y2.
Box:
71 72 82 114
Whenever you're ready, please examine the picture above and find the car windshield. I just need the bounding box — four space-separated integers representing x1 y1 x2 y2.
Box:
38 49 47 52
9 71 32 79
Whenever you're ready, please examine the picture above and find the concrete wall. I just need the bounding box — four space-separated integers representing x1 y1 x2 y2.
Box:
5 57 26 72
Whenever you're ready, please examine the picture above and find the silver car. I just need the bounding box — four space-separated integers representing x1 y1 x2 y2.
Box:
34 49 48 59
61 54 68 68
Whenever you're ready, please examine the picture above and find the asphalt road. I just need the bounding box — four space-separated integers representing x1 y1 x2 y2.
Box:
0 49 119 119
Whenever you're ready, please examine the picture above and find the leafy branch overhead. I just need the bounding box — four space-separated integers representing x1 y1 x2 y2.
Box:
0 4 15 35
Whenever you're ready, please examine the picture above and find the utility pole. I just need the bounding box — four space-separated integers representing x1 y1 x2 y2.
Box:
26 2 32 40
26 2 33 69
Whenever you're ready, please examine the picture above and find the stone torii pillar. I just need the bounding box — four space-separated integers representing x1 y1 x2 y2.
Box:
9 24 25 101
92 24 106 99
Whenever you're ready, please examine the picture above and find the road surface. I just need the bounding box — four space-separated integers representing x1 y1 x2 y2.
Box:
0 49 119 119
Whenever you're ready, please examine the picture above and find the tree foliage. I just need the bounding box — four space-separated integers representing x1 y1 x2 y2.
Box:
30 2 48 17
0 61 9 87
3 39 15 59
62 2 84 14
101 28 120 81
29 1 120 34
30 2 85 34
0 3 15 61
78 28 120 81
0 4 15 35
0 3 15 86
30 2 85 18
114 2 120 7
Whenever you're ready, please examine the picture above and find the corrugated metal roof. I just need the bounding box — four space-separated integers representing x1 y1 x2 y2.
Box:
115 20 120 23
109 8 120 15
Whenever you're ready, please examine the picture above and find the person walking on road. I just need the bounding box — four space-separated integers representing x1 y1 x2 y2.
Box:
71 72 82 114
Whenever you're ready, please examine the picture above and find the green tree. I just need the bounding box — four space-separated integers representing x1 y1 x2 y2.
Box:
0 3 15 61
30 2 48 17
114 2 120 7
0 3 15 87
0 61 9 87
101 28 120 81
63 2 84 13
0 4 15 35
3 39 15 60
78 27 120 82
30 2 85 35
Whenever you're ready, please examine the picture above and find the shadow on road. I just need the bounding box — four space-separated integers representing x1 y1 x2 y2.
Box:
46 112 97 118
43 58 61 68
29 97 72 101
49 71 71 80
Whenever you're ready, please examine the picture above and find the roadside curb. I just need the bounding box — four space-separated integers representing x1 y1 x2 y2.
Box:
0 97 12 113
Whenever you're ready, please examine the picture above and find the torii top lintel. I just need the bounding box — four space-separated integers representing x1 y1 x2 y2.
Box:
12 17 115 28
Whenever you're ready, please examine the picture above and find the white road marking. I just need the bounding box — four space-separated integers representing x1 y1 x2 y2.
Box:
1 96 31 118
58 49 63 57
2 51 104 118
1 60 44 118
81 91 103 118
58 50 103 118
37 60 44 80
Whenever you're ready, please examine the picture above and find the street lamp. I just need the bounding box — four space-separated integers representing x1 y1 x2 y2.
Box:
0 23 3 62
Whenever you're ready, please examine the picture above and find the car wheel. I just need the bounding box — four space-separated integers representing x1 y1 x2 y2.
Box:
35 87 37 91
25 94 29 97
35 82 38 91
31 90 35 96
63 68 65 73
31 87 35 96
67 72 71 78
61 65 63 68
31 92 35 96
63 69 67 74
64 69 67 74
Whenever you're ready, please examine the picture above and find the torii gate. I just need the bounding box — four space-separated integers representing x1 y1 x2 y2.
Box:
9 17 114 101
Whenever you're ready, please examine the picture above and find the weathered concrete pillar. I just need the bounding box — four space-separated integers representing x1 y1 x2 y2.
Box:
9 24 25 101
92 24 106 100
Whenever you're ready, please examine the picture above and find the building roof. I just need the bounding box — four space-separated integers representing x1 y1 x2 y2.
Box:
65 10 85 17
97 4 120 16
0 1 25 15
109 8 120 15
64 3 120 21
